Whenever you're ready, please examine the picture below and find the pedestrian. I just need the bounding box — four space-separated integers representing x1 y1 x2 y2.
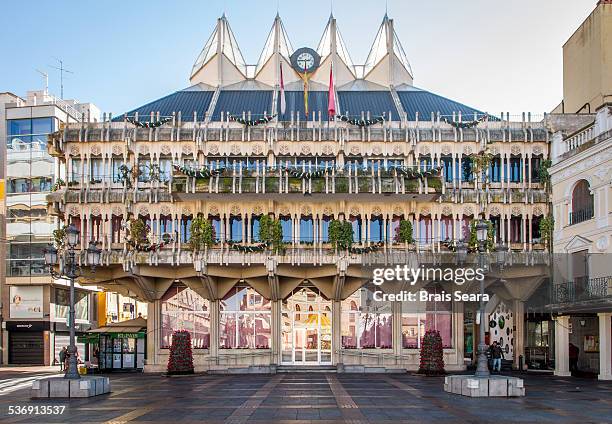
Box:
58 347 67 371
489 341 504 373
569 343 579 373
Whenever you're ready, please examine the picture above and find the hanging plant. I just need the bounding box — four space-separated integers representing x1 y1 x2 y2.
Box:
539 215 554 251
472 150 493 175
118 164 135 189
396 220 414 244
284 167 327 179
258 215 284 254
329 220 353 251
539 159 552 192
468 220 495 252
126 218 166 252
228 114 276 127
51 178 65 192
189 214 215 252
335 114 384 127
127 117 171 128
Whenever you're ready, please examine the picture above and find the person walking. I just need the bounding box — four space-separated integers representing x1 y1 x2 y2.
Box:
489 341 504 373
58 347 67 372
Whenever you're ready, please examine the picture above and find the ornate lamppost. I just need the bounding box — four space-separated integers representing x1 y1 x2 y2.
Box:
474 218 490 378
44 224 101 379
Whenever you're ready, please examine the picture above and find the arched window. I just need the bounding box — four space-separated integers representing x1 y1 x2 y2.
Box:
161 283 210 349
571 180 594 225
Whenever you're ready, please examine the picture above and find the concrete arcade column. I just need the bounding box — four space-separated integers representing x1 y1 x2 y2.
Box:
271 300 282 367
145 300 161 371
513 300 525 369
554 315 571 377
209 300 220 360
598 312 612 380
332 300 342 367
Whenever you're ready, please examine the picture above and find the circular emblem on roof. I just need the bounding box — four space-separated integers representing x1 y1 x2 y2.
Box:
511 206 522 216
533 145 543 155
441 145 452 156
160 144 171 156
372 145 382 155
251 144 264 155
511 145 521 156
112 144 123 156
208 143 219 155
322 144 334 155
208 205 219 215
90 144 101 156
301 144 311 155
393 144 403 156
290 47 321 74
489 206 501 216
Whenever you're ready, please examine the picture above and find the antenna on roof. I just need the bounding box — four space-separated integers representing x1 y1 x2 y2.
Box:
49 58 74 99
35 69 48 95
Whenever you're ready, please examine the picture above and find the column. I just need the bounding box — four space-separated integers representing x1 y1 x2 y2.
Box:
598 313 612 380
520 215 525 251
241 214 246 245
392 301 402 357
247 215 252 244
144 300 159 372
271 300 282 366
500 215 506 245
332 300 342 367
506 214 511 247
527 154 532 189
364 215 370 245
209 300 220 360
454 214 460 241
450 155 455 189
500 155 505 189
513 300 525 370
415 214 420 249
521 153 526 188
295 214 300 245
458 155 463 187
528 214 532 251
554 316 571 377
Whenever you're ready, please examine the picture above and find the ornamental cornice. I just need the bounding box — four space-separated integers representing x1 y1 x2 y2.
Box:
550 148 612 184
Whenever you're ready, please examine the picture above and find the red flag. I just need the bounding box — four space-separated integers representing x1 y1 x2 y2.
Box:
328 65 336 119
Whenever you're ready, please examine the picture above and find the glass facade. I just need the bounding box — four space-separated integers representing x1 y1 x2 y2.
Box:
161 283 210 349
6 117 56 277
341 287 393 349
220 287 271 349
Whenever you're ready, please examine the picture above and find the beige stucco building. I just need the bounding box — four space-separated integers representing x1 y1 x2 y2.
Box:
553 0 612 114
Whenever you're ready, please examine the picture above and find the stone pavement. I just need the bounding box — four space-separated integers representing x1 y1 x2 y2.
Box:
0 372 610 423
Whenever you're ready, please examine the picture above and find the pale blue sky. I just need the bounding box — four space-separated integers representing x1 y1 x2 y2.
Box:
0 0 596 115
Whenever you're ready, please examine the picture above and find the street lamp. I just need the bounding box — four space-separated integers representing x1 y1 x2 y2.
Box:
474 217 490 378
44 226 101 379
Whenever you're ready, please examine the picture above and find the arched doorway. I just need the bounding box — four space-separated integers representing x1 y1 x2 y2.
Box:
281 287 332 365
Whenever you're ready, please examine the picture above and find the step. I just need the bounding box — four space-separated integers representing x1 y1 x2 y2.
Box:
276 365 337 373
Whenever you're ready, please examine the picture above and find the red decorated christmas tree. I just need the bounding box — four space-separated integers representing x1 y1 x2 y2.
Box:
167 330 194 375
418 329 445 375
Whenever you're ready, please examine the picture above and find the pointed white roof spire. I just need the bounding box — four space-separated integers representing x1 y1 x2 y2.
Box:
316 14 355 74
363 14 413 85
255 14 294 76
190 14 247 85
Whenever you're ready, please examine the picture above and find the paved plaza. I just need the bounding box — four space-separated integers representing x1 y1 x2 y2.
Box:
0 370 611 423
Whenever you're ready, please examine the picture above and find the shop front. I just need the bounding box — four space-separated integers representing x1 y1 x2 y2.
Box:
6 321 50 365
85 317 147 372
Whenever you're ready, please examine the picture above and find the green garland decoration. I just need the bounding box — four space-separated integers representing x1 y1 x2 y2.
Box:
335 114 384 127
173 164 225 178
393 165 443 179
350 242 384 254
227 240 268 253
442 114 488 129
284 167 328 179
127 117 171 128
228 114 277 127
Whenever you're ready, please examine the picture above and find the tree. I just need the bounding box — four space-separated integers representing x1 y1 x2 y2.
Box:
258 215 284 254
539 159 552 193
167 330 194 375
539 214 554 251
329 220 353 251
418 330 445 375
396 220 414 244
189 214 215 252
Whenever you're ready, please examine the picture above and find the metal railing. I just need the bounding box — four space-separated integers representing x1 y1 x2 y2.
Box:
552 276 611 304
569 207 594 225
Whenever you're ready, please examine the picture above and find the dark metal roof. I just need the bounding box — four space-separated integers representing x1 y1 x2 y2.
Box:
337 91 399 120
278 91 330 121
116 91 214 121
212 90 273 120
398 90 485 121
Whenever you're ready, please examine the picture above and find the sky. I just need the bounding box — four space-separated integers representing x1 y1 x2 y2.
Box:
0 0 596 116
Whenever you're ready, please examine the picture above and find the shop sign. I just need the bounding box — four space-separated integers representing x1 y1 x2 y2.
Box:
10 286 43 319
110 332 145 339
6 321 50 331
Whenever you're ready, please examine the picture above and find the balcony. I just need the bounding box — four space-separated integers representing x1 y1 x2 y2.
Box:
569 207 594 225
170 167 443 199
551 276 612 311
